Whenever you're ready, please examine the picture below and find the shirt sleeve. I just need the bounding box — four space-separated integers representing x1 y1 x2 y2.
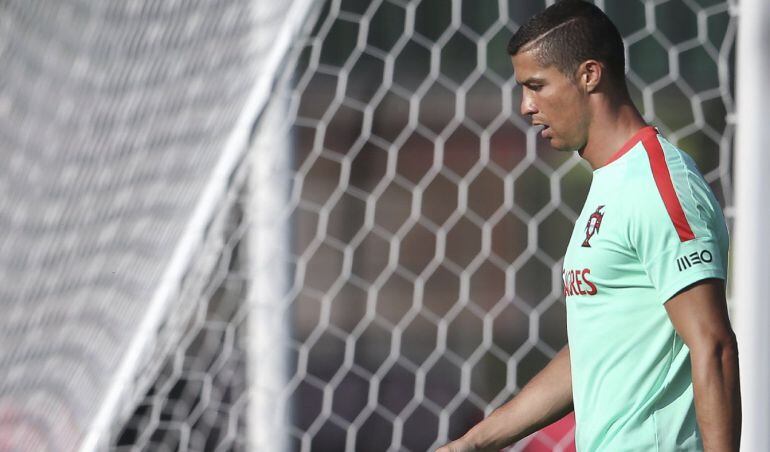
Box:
630 155 728 304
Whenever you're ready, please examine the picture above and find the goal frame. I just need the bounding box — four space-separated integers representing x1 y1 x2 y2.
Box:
734 0 770 450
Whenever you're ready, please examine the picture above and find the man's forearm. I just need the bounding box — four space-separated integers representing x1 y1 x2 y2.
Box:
691 339 741 452
457 346 573 450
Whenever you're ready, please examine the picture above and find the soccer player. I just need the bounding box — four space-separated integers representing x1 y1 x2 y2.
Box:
437 1 741 451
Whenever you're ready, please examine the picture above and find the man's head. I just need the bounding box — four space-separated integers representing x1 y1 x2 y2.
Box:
508 0 626 86
508 0 627 151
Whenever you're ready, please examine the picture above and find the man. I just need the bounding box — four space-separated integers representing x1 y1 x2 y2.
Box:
438 1 741 451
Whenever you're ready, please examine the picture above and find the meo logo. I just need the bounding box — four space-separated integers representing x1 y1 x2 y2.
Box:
676 250 713 271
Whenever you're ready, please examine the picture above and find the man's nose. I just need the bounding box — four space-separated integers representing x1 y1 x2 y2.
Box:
520 91 537 116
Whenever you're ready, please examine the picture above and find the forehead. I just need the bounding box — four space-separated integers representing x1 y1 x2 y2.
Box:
511 49 563 84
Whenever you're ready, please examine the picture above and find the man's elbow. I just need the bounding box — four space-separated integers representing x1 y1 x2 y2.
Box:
690 330 739 367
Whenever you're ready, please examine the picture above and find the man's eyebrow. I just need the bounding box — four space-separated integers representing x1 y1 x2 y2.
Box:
516 77 546 86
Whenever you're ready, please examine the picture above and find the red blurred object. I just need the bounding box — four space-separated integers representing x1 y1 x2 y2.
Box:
521 412 576 452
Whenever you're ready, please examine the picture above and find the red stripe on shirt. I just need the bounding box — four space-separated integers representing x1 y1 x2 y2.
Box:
605 126 658 166
641 134 696 242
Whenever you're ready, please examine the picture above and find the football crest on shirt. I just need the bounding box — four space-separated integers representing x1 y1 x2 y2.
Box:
582 205 605 247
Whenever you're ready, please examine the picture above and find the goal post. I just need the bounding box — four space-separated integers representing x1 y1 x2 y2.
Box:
734 0 770 450
245 91 293 452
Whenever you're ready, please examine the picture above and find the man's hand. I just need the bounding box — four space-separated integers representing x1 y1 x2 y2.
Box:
436 435 507 452
435 346 573 452
435 437 477 452
436 437 504 452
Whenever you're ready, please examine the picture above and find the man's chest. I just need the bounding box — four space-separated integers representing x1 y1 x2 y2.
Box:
562 189 648 298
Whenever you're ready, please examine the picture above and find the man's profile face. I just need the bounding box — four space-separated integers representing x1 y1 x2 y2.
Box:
511 49 589 152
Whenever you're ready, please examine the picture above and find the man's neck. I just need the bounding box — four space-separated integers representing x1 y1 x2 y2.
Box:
579 100 647 171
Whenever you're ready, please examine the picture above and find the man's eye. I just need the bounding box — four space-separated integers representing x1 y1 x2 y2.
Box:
529 84 542 91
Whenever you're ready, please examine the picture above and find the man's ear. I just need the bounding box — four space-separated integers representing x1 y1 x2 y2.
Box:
578 60 603 93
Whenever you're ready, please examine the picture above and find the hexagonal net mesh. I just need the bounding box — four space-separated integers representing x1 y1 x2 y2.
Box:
106 0 736 451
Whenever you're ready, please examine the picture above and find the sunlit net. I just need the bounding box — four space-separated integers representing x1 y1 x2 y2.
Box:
113 0 738 450
0 0 737 451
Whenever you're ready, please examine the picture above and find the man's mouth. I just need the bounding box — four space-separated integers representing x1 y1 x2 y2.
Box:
539 124 551 138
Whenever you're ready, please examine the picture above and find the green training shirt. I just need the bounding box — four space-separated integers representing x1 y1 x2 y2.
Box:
562 126 729 451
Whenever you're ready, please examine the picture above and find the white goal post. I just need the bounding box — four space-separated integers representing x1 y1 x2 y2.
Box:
734 0 770 450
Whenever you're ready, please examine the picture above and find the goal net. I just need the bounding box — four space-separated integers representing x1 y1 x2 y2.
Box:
0 0 737 451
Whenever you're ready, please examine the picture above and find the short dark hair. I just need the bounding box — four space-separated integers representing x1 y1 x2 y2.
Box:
507 0 626 84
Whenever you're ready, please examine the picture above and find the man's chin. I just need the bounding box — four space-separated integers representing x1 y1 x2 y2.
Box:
549 139 575 153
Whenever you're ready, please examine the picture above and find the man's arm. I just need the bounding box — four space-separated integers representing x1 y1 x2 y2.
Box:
665 278 741 452
437 345 573 452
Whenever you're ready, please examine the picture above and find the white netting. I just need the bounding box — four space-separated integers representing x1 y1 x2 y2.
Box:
111 1 735 450
0 0 737 451
0 0 317 450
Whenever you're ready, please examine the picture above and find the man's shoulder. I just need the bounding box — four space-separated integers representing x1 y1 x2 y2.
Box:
627 132 726 244
610 132 710 199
